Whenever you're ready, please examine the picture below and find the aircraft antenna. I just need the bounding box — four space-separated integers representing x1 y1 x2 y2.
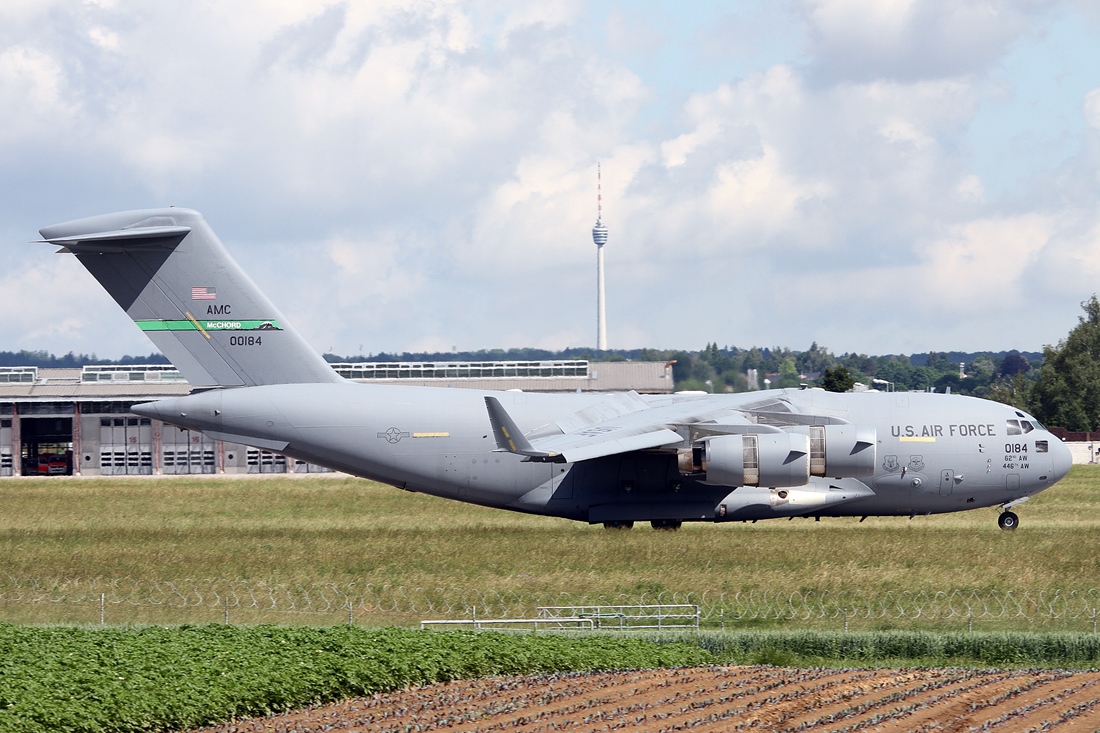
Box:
592 163 608 350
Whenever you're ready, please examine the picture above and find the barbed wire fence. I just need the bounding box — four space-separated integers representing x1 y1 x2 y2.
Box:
2 577 1099 631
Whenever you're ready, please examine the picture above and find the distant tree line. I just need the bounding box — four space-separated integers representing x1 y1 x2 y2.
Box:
0 350 169 368
325 343 1041 400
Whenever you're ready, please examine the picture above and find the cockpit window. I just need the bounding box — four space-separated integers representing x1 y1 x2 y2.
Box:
1006 419 1021 436
1021 420 1035 434
1036 440 1049 453
1014 411 1046 430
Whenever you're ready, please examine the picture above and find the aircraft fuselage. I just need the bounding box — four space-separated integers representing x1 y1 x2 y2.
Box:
133 384 1071 525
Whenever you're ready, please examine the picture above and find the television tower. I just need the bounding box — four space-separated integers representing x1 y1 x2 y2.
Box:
592 163 608 350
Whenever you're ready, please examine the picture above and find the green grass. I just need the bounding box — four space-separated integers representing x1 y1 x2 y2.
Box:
0 466 1098 627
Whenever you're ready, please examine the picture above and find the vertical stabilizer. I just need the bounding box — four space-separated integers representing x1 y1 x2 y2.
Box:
39 208 339 387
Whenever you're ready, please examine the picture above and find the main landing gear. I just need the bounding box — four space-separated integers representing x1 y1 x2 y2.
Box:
601 519 683 530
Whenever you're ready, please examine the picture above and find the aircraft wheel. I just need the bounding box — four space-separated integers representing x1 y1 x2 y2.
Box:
603 520 634 530
998 511 1019 531
651 519 682 531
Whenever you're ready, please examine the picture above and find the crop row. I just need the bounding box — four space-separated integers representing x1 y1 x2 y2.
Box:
653 628 1100 666
206 665 1100 733
0 624 710 733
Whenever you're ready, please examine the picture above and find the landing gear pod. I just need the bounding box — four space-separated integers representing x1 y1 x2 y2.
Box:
702 433 811 488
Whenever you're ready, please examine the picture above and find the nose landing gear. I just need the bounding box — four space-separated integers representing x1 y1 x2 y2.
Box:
998 496 1029 531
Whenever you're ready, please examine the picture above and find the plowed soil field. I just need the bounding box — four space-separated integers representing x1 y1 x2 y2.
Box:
190 666 1100 732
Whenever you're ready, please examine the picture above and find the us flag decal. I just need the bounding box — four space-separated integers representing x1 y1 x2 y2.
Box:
191 286 216 300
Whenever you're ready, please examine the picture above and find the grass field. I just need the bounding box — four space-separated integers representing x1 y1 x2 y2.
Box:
0 465 1098 628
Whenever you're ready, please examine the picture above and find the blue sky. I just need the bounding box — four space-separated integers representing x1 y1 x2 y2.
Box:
2 1 1099 360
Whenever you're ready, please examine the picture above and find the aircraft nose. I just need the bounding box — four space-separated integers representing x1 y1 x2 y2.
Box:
131 399 172 421
1050 435 1073 482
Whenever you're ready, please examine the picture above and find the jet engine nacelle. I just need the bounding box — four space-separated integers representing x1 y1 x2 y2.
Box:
703 433 810 488
787 424 877 479
685 424 878 488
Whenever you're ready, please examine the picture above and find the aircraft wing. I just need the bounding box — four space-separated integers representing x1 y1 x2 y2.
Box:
485 395 682 462
485 391 823 463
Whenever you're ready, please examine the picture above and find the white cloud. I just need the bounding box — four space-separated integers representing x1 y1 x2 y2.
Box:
955 175 985 203
916 215 1050 306
1085 88 1100 130
801 0 1041 82
0 46 76 143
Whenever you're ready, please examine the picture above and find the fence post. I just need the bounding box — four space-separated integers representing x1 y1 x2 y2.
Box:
720 608 725 632
968 610 973 633
224 596 229 625
99 593 105 626
348 601 354 626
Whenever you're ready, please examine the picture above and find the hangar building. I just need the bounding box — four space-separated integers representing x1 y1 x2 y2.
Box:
0 360 674 477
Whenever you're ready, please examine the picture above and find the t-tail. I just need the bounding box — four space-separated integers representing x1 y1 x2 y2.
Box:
39 208 339 387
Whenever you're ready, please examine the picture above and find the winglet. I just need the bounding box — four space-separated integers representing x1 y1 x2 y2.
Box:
484 396 556 459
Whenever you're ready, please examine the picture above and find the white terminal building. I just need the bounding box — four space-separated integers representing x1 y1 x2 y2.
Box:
0 360 674 477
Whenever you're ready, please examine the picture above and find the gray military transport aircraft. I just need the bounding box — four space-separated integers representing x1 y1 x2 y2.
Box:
39 208 1072 530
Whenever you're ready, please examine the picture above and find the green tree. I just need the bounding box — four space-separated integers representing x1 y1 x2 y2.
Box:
797 341 834 375
1029 295 1100 430
999 352 1032 378
987 373 1033 412
777 358 801 388
821 365 856 393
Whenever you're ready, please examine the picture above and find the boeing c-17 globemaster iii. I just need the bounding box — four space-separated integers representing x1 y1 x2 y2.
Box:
39 208 1072 530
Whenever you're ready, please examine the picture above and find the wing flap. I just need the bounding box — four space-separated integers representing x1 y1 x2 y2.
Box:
554 391 652 433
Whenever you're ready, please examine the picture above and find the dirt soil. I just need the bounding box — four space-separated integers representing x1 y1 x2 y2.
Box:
188 666 1100 732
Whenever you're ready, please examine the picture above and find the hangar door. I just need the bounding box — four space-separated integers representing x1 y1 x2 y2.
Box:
161 426 216 474
247 448 287 473
98 417 153 475
21 416 73 476
1 418 12 476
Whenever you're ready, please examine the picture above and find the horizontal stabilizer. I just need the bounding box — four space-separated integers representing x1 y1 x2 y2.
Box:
40 225 192 250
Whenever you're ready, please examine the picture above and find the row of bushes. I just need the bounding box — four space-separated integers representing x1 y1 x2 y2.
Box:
0 624 709 733
672 629 1100 667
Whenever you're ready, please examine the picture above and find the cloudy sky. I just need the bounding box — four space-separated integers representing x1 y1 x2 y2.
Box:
2 1 1099 360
